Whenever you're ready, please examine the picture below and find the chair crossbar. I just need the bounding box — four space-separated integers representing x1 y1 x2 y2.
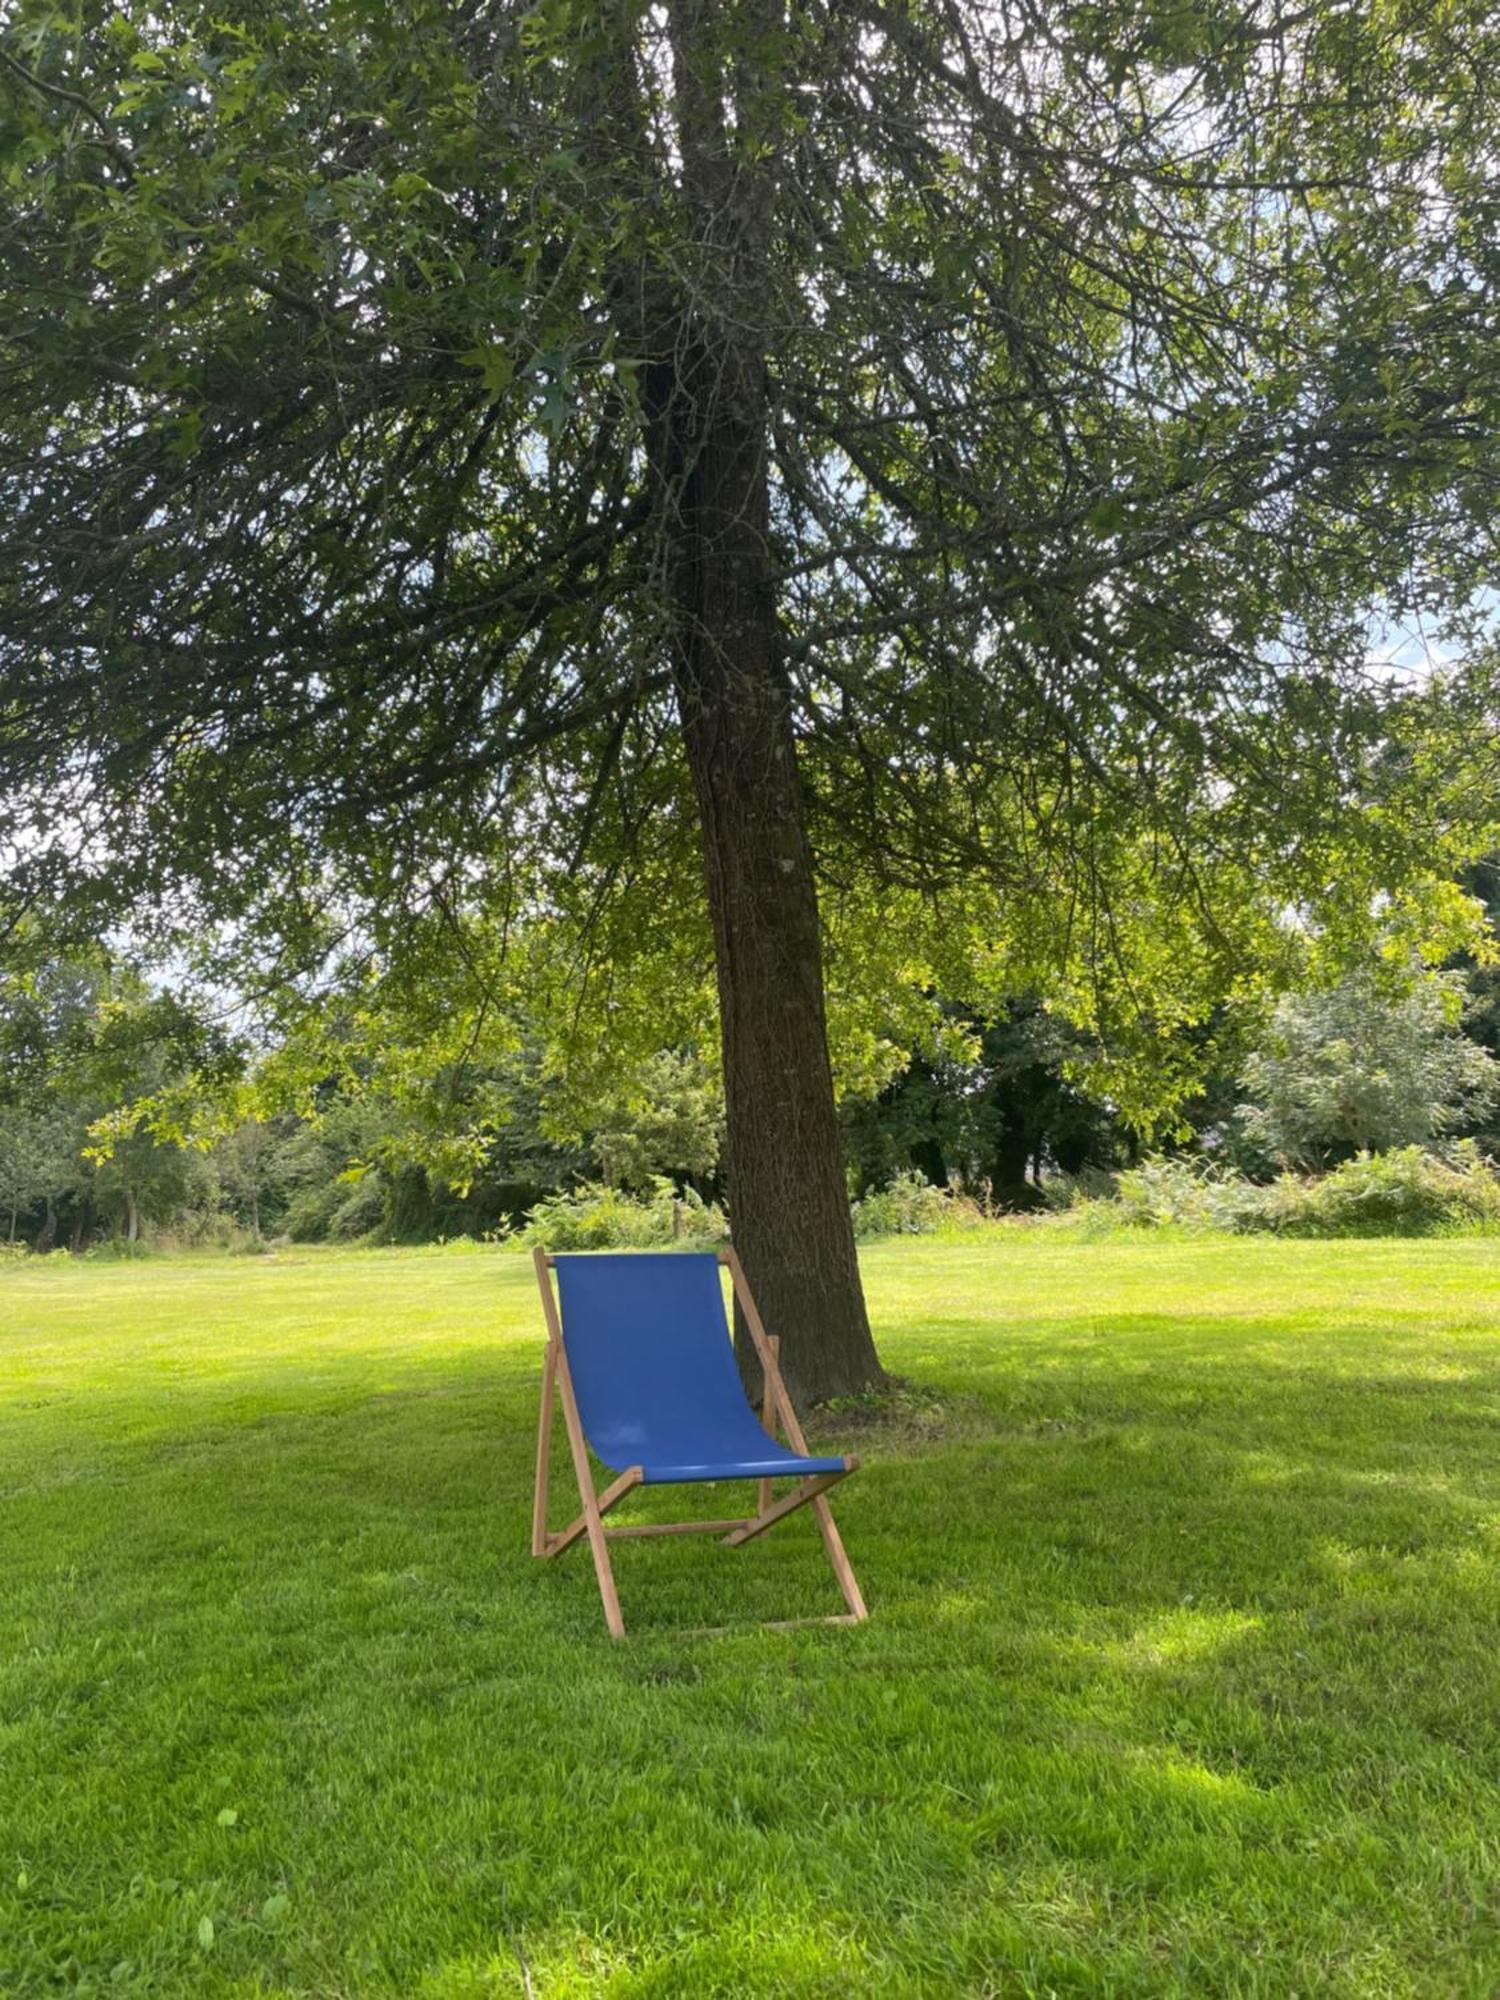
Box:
540 1465 642 1558
720 1468 850 1546
604 1518 750 1540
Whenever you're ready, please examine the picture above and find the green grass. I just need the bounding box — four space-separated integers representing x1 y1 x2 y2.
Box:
4 1235 1500 1998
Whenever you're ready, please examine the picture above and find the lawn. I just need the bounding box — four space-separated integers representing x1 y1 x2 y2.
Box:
4 1235 1500 1998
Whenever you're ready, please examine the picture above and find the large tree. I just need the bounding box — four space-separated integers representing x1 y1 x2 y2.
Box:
2 0 1497 1395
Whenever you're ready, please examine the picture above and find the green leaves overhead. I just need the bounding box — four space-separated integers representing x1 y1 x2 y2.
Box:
1 0 1497 1122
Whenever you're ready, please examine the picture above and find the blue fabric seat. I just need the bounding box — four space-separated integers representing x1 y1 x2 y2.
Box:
552 1251 847 1485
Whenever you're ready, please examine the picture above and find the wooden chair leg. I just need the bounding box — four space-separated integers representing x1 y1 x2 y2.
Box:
722 1471 868 1621
531 1340 557 1558
758 1333 779 1517
811 1492 869 1621
722 1250 871 1622
535 1246 627 1638
556 1351 626 1636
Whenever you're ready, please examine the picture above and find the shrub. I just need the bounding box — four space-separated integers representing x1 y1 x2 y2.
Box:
1105 1157 1272 1232
1237 970 1500 1168
281 1178 344 1242
515 1178 726 1251
1039 1166 1120 1212
80 1236 157 1261
1254 1144 1500 1237
327 1173 390 1242
282 1171 387 1242
851 1171 978 1238
1073 1144 1500 1237
146 1216 267 1255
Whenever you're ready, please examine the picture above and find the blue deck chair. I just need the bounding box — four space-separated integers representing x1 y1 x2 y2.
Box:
532 1247 867 1637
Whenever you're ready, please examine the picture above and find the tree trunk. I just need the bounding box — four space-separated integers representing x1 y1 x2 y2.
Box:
125 1185 139 1243
595 0 882 1402
644 326 883 1404
990 1120 1042 1212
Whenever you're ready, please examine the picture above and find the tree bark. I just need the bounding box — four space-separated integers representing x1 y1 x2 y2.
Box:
644 326 883 1404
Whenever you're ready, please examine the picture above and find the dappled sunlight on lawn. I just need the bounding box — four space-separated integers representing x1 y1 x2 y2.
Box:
1092 1607 1266 1672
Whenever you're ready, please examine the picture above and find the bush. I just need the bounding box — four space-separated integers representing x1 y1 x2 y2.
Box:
851 1171 979 1239
1039 1166 1120 1212
515 1179 726 1251
326 1173 389 1242
1255 1144 1500 1237
1237 971 1500 1168
282 1171 387 1243
80 1236 157 1261
281 1178 342 1242
1105 1158 1272 1232
143 1207 265 1254
1072 1144 1500 1238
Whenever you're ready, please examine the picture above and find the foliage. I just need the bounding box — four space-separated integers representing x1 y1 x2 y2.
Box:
282 1171 388 1247
514 1164 975 1250
843 1001 1126 1207
1452 851 1500 1151
850 1171 978 1240
209 1119 289 1239
1238 970 1500 1169
7 1239 1500 1993
585 1050 724 1192
0 936 732 1250
1097 1157 1265 1233
0 1102 75 1240
3 0 1500 1140
1077 1145 1500 1238
1257 1145 1500 1238
514 1178 726 1253
0 945 237 1246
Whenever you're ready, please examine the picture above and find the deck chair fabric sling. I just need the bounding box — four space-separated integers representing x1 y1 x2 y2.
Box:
532 1246 867 1637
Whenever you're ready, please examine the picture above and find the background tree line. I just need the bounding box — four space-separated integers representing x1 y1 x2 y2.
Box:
4 857 1496 1254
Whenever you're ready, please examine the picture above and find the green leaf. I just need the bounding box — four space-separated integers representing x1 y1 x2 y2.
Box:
458 346 514 397
196 1915 215 1950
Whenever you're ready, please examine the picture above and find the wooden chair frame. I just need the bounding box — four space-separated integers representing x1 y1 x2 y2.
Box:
532 1246 868 1638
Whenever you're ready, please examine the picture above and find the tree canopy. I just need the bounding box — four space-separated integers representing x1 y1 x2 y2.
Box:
1238 968 1500 1169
